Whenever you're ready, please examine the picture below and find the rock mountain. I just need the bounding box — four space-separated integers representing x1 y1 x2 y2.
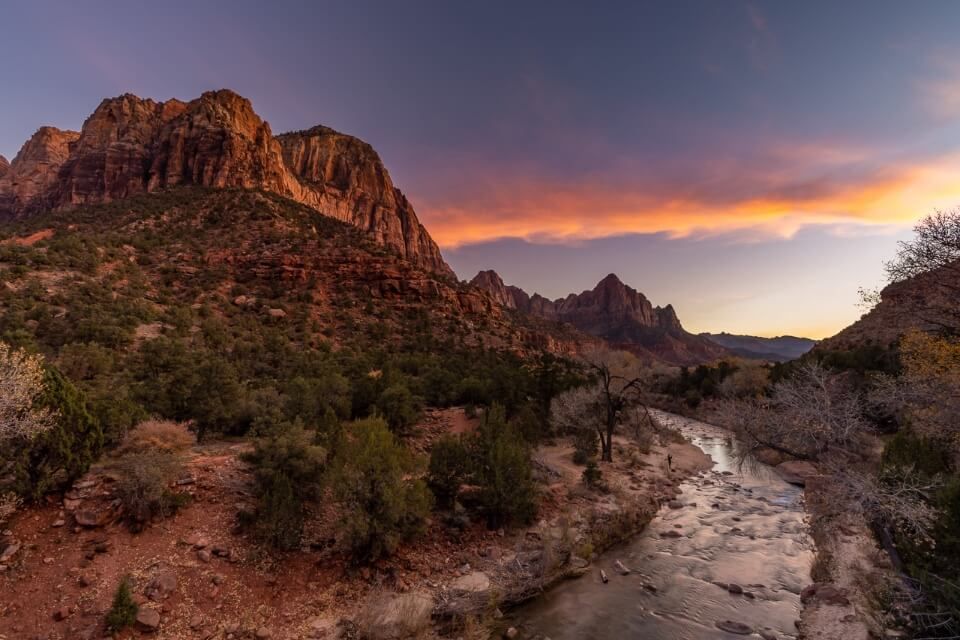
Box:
0 90 452 277
470 270 728 365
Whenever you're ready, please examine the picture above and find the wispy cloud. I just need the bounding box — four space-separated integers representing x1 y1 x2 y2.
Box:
918 53 960 119
418 147 960 248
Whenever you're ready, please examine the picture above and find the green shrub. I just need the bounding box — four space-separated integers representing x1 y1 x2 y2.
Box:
472 405 537 529
111 450 185 531
427 435 470 510
331 417 432 563
882 430 952 477
582 460 603 489
254 472 303 551
105 577 138 632
243 426 326 550
8 367 103 500
376 383 421 435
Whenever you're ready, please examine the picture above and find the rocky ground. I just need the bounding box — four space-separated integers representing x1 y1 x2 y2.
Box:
0 408 709 640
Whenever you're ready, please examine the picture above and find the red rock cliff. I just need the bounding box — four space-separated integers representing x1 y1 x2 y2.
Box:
0 90 453 277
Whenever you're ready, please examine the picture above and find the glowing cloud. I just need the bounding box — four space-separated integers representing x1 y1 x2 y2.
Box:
418 150 960 248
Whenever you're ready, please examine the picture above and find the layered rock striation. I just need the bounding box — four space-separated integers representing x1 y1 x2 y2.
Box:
0 90 452 276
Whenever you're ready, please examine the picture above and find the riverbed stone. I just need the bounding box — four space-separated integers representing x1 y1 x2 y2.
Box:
716 620 753 635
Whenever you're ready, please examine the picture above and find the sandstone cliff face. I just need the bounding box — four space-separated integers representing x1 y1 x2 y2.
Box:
0 155 9 179
0 127 80 213
277 126 451 277
0 90 452 276
471 271 728 365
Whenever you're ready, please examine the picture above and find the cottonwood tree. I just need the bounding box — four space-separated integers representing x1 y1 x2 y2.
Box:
718 361 941 543
716 361 866 461
551 349 654 462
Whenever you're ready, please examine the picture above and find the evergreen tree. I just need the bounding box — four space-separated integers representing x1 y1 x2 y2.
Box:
331 417 432 563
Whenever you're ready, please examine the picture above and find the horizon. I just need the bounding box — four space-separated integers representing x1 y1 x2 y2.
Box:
3 1 957 339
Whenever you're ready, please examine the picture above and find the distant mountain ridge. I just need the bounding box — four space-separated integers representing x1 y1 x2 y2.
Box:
700 332 816 362
470 270 729 365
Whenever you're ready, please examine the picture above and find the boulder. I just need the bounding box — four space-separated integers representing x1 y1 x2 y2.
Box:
450 571 491 594
136 607 161 632
74 507 111 528
144 570 178 601
0 543 20 563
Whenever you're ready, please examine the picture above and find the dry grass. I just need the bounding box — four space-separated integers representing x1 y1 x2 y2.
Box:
117 419 194 455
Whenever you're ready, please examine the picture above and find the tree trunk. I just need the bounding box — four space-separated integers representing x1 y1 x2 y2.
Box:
601 425 614 462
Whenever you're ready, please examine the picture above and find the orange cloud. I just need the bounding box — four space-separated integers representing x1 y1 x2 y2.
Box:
418 151 960 248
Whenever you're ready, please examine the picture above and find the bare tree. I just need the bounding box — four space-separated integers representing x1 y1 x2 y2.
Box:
716 361 867 461
0 342 55 443
551 349 652 462
884 208 960 335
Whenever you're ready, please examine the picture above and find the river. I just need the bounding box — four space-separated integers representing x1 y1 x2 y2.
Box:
514 411 814 639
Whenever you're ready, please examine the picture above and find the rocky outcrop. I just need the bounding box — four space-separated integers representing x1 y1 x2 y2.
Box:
818 261 960 352
0 155 9 179
0 90 452 276
277 126 450 276
0 127 80 213
471 271 729 365
469 270 530 310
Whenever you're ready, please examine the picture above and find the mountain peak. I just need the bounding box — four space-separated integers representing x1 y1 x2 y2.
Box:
0 89 453 277
598 273 624 287
470 272 724 365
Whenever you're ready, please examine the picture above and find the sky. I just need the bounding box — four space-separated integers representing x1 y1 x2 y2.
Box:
2 1 959 338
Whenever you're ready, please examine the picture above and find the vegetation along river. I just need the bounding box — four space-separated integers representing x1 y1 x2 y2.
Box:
515 410 815 640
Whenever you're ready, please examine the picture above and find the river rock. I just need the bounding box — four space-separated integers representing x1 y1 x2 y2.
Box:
775 460 818 486
667 500 683 509
716 620 753 635
800 583 850 606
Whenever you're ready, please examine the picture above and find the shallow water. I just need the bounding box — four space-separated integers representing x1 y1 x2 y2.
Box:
515 411 814 639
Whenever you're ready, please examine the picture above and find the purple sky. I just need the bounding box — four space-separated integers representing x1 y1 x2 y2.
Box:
3 1 959 337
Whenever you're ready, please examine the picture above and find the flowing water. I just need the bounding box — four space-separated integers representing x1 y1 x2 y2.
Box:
515 411 814 639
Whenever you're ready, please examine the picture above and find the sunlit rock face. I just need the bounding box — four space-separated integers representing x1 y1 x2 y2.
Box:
0 90 453 277
0 127 80 213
